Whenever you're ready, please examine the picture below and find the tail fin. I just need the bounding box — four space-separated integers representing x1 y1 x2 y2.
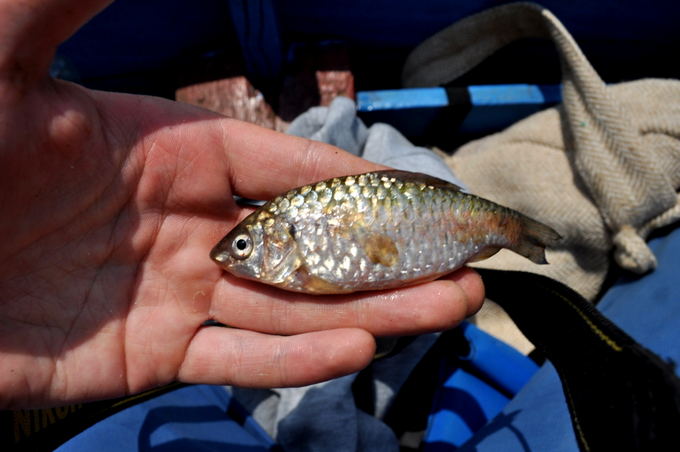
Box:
512 215 562 265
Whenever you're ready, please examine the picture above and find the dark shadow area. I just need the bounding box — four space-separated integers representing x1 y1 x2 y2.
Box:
55 1 680 115
277 41 353 121
55 0 242 98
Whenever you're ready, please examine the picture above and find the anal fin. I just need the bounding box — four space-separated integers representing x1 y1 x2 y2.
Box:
469 246 501 263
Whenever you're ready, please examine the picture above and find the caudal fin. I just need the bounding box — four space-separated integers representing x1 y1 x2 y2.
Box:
512 215 562 265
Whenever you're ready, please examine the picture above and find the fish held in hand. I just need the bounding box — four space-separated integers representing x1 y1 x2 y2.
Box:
211 170 561 294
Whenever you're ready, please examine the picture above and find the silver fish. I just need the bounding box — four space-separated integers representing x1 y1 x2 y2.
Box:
211 170 560 294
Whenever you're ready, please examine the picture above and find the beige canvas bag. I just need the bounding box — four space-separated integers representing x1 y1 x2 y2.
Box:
403 2 680 301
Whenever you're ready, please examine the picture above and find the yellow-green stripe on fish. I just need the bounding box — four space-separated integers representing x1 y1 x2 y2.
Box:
211 170 561 294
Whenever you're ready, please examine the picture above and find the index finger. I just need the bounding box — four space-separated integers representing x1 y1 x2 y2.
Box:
220 119 385 200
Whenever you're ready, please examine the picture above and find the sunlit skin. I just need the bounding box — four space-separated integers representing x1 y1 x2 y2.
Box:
0 0 484 409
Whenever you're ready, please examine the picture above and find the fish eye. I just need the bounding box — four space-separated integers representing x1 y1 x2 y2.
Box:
230 232 253 259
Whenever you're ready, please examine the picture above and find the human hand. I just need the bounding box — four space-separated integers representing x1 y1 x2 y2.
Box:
0 0 484 408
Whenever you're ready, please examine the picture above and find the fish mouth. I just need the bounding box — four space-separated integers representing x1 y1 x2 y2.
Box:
209 245 229 265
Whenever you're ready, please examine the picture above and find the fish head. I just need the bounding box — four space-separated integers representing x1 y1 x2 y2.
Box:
210 213 301 285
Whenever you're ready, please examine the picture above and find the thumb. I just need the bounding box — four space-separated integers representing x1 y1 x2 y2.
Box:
0 0 111 90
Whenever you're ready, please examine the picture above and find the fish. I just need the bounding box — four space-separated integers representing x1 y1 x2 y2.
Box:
210 170 561 294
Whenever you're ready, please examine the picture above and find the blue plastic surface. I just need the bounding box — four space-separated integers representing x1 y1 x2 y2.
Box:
357 85 563 139
357 88 450 111
425 369 510 449
423 322 539 449
459 322 539 396
460 85 562 134
56 385 276 452
467 85 561 106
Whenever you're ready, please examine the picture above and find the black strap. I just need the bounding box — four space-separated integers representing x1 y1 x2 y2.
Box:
478 269 680 452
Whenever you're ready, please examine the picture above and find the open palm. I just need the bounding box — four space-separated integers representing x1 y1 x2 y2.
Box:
0 0 484 409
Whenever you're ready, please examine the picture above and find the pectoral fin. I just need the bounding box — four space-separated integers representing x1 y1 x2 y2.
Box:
262 225 302 283
279 266 352 294
264 245 302 283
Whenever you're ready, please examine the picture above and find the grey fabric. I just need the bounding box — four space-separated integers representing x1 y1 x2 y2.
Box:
287 96 465 186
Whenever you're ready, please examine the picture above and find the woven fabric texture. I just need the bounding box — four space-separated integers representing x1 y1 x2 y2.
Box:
404 2 680 298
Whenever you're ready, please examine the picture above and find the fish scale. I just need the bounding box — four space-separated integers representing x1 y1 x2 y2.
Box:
211 170 561 294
